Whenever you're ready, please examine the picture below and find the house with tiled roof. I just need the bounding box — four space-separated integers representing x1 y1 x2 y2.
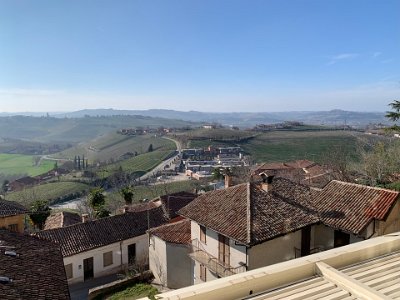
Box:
177 174 400 285
35 206 168 284
254 160 335 188
0 229 70 300
43 211 82 230
148 219 193 289
0 200 27 233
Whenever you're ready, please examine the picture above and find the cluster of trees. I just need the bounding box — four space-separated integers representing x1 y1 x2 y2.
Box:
74 155 89 170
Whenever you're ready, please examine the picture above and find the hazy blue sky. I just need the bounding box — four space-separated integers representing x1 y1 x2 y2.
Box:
1 0 399 112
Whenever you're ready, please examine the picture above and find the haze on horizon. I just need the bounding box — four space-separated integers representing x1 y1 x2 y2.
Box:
1 0 399 113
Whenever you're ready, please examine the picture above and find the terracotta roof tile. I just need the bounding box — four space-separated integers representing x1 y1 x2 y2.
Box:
149 219 191 244
43 211 81 230
35 207 168 257
179 178 319 246
0 230 70 300
311 180 399 235
0 200 27 217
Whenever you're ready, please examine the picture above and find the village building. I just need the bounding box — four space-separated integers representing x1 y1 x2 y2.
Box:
0 229 70 300
148 219 193 289
35 207 168 284
0 199 27 233
176 175 400 285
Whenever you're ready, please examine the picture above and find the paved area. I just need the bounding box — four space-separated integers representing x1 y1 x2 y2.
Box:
69 274 120 300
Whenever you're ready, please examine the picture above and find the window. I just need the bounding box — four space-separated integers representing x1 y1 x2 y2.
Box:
65 264 73 279
8 224 18 232
200 225 206 243
103 251 113 267
200 264 207 281
128 243 136 264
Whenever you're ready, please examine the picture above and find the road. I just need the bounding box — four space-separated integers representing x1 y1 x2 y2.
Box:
138 136 182 181
50 137 183 210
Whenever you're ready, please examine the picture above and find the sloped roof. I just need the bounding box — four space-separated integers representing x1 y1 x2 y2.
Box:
124 191 197 219
35 207 168 257
43 211 81 230
179 178 319 246
0 200 27 217
0 230 70 300
149 219 191 245
179 177 400 244
159 192 198 219
312 180 400 235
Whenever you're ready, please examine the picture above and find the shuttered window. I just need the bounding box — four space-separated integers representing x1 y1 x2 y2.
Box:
65 264 73 279
200 225 206 243
103 251 113 267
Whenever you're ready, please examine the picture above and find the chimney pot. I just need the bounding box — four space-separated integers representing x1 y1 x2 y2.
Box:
82 214 89 223
225 175 233 188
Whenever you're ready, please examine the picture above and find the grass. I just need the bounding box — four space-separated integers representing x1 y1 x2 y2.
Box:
181 128 256 141
106 283 158 300
99 150 175 178
189 130 374 164
6 181 90 205
0 154 55 176
53 134 176 163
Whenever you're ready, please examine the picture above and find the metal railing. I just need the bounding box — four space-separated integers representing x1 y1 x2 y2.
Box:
188 239 247 277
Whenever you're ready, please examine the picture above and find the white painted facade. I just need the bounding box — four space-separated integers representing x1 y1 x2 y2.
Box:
190 221 369 284
149 235 194 289
64 234 148 284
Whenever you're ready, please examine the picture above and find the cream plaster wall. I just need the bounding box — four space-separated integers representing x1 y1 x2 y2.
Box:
248 229 302 270
149 235 167 286
166 243 193 288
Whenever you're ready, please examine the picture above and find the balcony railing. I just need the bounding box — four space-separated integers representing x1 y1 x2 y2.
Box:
188 239 247 278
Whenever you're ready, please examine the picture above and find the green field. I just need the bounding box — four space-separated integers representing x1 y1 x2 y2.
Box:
101 149 175 177
189 130 378 163
53 133 175 163
0 154 54 176
6 181 90 205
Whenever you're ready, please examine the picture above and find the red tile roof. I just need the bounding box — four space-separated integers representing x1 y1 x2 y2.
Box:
0 200 27 217
149 219 191 245
179 178 319 246
0 230 70 300
312 180 399 235
35 207 169 257
43 211 81 230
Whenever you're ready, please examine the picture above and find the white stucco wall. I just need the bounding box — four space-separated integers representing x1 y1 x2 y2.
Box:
248 229 302 270
64 234 148 284
149 235 167 286
166 242 193 288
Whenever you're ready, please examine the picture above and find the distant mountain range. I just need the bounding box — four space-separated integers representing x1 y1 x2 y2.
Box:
0 108 391 127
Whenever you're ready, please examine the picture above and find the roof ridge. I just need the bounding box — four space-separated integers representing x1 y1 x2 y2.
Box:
246 182 252 245
330 180 399 194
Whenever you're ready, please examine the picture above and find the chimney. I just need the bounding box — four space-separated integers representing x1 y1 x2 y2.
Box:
225 174 233 188
82 214 90 223
259 172 274 192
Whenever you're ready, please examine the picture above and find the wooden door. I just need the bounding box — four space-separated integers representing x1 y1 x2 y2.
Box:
83 257 94 281
128 243 136 264
218 234 230 266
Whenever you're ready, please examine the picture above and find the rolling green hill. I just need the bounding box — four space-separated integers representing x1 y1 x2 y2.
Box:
0 154 54 176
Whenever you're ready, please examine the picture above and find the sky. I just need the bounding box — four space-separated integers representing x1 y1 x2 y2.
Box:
0 0 399 113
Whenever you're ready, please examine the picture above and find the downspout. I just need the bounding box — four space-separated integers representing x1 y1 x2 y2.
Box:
120 241 123 272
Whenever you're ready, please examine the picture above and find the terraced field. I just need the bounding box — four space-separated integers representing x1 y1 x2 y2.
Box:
101 149 175 177
6 181 90 205
53 133 175 163
0 154 54 176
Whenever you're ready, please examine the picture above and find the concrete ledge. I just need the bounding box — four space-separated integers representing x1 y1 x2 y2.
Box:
147 233 400 300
